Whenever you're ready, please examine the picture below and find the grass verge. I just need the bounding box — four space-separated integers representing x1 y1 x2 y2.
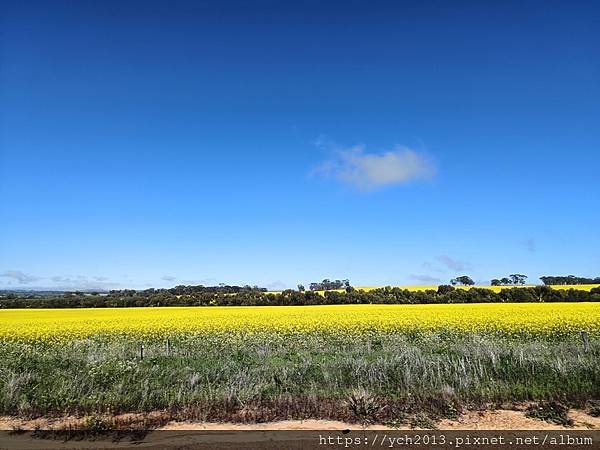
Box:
1 332 599 423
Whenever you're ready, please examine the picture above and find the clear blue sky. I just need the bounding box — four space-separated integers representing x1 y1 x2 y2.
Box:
1 0 599 290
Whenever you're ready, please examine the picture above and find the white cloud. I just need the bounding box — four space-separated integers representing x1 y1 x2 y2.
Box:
266 280 288 290
314 144 436 190
421 262 446 273
178 278 218 286
0 270 40 284
48 275 121 291
409 274 442 284
436 255 470 272
524 238 536 252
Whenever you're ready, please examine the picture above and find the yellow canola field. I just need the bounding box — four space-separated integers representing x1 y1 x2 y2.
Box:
1 303 599 342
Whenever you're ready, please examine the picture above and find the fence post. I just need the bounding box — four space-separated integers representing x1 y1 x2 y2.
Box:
140 344 145 360
166 339 171 356
581 331 590 353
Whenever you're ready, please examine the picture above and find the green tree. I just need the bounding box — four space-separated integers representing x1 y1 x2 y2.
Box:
450 276 474 286
509 274 528 285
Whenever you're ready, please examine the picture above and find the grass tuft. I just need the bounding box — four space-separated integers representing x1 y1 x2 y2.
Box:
525 401 574 426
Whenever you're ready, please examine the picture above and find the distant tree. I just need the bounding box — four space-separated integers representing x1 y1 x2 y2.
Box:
509 274 528 285
309 278 351 291
500 277 511 285
437 285 455 294
540 275 600 285
460 276 475 286
450 276 474 286
533 285 553 302
297 284 305 292
491 279 501 286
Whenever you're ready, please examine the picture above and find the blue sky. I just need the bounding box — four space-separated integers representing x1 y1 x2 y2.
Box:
1 0 599 290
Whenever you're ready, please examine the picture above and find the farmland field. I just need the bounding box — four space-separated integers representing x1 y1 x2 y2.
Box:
1 302 600 424
1 303 600 341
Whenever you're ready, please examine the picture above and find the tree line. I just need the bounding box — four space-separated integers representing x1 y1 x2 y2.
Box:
305 279 351 291
450 274 598 286
1 284 599 308
540 275 600 285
